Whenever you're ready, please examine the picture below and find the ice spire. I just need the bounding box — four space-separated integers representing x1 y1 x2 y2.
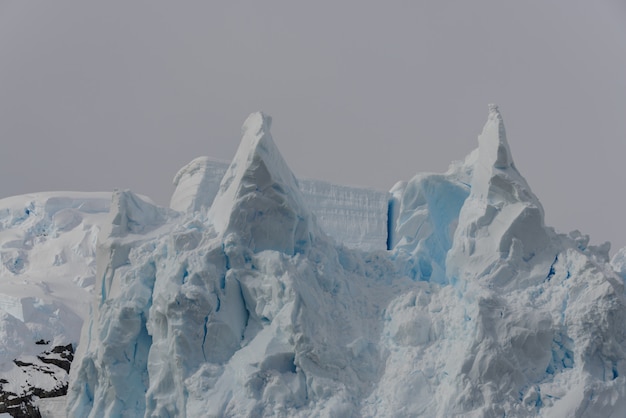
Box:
479 104 514 169
446 104 553 287
208 112 316 254
469 104 536 205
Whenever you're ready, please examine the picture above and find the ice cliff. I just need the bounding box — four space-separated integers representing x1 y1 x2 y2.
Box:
1 105 625 417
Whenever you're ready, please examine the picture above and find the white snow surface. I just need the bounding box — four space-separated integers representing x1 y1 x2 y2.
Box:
0 192 111 410
0 192 110 359
3 107 626 417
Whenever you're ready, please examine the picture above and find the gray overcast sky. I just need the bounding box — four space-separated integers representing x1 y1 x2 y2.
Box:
1 1 625 251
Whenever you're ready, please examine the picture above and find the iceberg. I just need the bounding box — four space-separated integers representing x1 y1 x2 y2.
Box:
2 106 625 417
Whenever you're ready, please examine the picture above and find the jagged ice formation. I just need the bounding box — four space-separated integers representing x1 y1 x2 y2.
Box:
2 105 625 417
66 106 626 417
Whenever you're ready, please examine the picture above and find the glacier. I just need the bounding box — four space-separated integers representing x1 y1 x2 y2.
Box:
1 105 626 417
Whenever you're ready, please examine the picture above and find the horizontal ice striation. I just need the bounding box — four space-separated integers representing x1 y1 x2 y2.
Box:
298 179 388 251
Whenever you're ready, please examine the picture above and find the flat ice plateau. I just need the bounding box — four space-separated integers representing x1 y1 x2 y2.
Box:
2 106 626 417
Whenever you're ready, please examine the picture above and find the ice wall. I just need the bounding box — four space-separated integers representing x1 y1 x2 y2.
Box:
299 179 388 251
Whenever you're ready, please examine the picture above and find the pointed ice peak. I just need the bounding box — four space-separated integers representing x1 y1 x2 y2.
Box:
478 104 514 170
209 113 315 254
241 111 272 137
488 103 500 116
213 112 300 207
447 105 552 285
470 104 539 205
235 112 282 170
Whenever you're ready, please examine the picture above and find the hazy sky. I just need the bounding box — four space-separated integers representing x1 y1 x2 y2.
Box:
1 1 625 251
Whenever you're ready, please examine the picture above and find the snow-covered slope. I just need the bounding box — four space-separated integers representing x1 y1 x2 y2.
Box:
0 192 110 416
59 106 626 418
